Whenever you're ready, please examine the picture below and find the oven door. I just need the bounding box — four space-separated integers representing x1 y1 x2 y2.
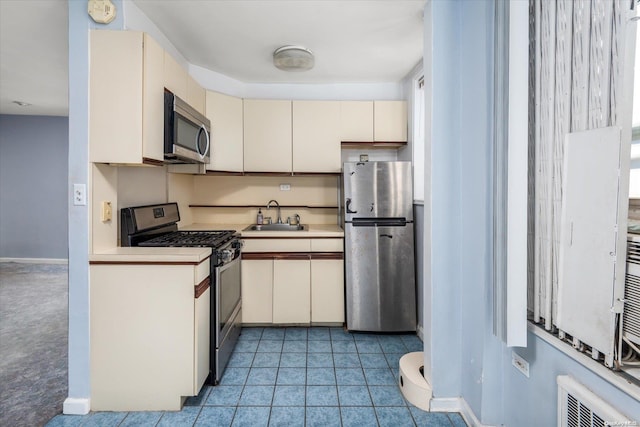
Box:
215 254 241 347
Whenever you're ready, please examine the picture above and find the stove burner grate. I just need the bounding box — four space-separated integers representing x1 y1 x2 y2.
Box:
139 230 237 248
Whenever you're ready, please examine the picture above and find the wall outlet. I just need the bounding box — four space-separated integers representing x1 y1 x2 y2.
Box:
280 184 291 191
101 201 112 222
512 351 530 378
73 184 87 206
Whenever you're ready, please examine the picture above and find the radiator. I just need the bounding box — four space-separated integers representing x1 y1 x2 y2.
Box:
623 235 640 346
557 376 632 427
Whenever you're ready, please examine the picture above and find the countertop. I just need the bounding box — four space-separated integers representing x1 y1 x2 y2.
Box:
182 223 344 238
89 224 343 263
89 247 212 263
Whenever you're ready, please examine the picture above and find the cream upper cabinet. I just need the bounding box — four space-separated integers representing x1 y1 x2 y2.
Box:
142 34 165 162
241 259 273 323
374 100 408 142
187 75 206 116
293 101 341 173
206 91 244 172
273 259 311 324
339 100 408 143
340 101 374 142
163 52 188 100
164 52 205 115
311 259 344 323
243 99 292 173
90 31 164 165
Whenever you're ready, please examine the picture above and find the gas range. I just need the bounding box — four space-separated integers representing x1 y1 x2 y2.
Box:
137 229 241 266
120 202 242 385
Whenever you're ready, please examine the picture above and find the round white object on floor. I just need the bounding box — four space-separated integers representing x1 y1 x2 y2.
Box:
398 351 432 411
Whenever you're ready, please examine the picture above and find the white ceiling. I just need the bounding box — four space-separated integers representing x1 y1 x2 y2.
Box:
0 0 424 117
0 0 69 116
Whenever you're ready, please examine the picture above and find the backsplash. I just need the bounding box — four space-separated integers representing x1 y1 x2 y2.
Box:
189 175 340 225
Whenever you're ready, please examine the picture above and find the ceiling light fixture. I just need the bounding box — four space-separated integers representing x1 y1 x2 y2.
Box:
12 100 31 107
273 45 314 72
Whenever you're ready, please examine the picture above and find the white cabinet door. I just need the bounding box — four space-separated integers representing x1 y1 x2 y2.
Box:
164 52 188 100
90 264 194 410
243 100 292 173
273 259 311 324
241 260 273 323
293 101 341 173
187 75 206 116
374 101 407 142
206 91 244 172
194 285 210 393
340 101 374 142
90 31 144 164
311 259 344 323
142 33 164 162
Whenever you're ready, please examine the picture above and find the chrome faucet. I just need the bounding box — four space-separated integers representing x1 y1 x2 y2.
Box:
267 200 283 224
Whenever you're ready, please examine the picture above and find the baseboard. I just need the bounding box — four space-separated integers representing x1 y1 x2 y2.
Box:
63 397 90 415
430 397 492 427
416 324 424 341
0 257 68 264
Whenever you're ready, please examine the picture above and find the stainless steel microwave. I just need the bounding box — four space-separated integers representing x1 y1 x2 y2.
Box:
164 90 210 164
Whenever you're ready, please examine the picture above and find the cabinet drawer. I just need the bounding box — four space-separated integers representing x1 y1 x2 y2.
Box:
243 239 311 253
311 239 343 252
195 258 210 284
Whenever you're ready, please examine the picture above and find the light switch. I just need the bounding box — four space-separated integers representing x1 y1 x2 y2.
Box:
280 184 291 191
101 201 112 222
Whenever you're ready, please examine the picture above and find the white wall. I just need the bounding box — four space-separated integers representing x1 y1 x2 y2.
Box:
426 1 640 424
66 0 125 413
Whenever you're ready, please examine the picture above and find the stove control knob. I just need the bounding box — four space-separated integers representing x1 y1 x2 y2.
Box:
221 249 234 262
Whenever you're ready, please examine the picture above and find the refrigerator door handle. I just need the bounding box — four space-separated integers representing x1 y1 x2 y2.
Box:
379 234 393 239
346 198 358 214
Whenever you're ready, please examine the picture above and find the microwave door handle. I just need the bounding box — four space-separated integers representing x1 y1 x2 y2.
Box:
197 125 210 160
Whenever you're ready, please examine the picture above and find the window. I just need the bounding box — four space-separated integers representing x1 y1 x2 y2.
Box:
413 76 425 202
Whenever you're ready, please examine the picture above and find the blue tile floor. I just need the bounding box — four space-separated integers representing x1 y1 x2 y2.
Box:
46 327 467 427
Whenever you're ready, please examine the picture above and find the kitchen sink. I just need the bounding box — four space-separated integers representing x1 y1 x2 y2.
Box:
244 223 307 231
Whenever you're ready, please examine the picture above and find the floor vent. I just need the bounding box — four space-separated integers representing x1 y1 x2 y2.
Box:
557 376 632 427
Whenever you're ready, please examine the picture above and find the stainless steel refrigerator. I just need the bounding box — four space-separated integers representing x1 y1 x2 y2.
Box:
342 161 416 332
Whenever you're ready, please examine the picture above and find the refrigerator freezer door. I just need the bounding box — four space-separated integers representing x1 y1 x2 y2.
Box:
343 161 413 222
345 223 417 332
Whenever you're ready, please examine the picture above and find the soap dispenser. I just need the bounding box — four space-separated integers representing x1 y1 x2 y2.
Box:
257 208 263 225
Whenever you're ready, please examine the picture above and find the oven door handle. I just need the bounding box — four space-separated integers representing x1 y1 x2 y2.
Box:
216 252 241 274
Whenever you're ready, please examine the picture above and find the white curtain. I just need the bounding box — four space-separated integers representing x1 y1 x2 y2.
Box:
530 0 630 330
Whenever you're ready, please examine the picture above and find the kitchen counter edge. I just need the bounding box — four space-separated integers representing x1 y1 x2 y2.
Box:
182 223 344 238
89 247 212 263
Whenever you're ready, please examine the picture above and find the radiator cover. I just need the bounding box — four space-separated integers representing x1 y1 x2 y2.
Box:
557 375 631 427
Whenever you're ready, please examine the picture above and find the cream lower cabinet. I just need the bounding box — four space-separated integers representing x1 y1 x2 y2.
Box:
194 286 210 391
241 259 273 323
90 260 209 411
242 238 343 325
311 259 344 323
273 259 311 324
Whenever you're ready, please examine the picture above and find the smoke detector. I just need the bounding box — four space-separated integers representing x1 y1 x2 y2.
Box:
88 0 116 24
